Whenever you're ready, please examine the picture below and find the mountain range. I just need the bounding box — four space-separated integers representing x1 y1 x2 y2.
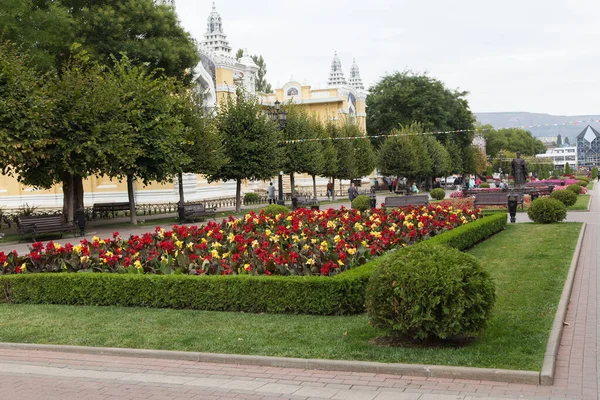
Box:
475 112 600 143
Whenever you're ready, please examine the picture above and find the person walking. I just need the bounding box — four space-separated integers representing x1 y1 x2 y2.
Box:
267 182 275 205
326 181 333 200
348 183 359 201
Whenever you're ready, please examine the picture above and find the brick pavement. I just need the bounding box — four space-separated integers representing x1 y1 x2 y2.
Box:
0 188 597 399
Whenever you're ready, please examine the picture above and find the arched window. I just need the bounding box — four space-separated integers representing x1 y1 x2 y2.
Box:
286 87 299 96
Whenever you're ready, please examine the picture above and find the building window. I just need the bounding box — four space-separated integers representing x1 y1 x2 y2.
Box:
286 87 299 96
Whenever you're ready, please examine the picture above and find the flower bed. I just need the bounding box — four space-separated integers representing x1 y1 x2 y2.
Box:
1 206 481 277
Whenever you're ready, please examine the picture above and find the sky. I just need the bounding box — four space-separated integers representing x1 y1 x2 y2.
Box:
174 0 600 116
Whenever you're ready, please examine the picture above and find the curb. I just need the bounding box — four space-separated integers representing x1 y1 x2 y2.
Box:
0 342 540 385
540 222 587 385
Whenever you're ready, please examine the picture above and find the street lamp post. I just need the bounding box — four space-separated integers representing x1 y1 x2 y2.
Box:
269 100 287 205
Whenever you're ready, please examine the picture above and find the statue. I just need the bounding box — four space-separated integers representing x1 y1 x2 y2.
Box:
511 151 528 189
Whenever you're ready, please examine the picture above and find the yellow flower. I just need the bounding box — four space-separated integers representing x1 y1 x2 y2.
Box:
53 243 60 250
265 229 272 236
221 252 230 259
134 260 142 269
73 245 82 254
292 235 300 243
99 239 106 245
244 263 251 271
175 240 183 250
361 240 368 247
354 222 364 231
306 258 315 265
311 238 318 244
347 248 357 255
337 259 344 266
320 241 329 251
327 220 336 229
227 233 235 243
371 231 381 238
201 238 208 244
303 244 310 251
212 241 222 249
105 251 113 257
21 263 26 270
251 240 259 248
2 262 7 267
333 235 341 243
80 256 89 263
418 222 424 229
187 242 194 250
211 249 220 259
91 236 100 243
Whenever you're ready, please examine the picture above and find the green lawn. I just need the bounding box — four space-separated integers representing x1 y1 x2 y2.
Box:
0 223 582 371
567 195 590 211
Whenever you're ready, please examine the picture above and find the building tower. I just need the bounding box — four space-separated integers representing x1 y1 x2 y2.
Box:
202 2 232 56
348 59 364 90
327 51 347 87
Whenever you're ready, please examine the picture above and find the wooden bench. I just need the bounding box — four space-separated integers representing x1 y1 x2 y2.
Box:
178 203 217 223
474 193 524 209
92 202 131 219
17 214 74 242
292 196 320 210
384 195 429 208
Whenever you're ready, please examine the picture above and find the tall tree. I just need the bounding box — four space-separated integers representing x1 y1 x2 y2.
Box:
366 71 475 148
330 121 358 192
319 129 339 200
251 55 273 93
564 136 570 145
281 107 323 197
424 135 452 182
556 134 562 147
209 88 281 212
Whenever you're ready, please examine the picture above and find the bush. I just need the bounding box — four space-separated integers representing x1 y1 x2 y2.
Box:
262 204 289 216
366 244 496 341
243 192 260 204
479 183 490 189
550 190 577 207
527 198 567 224
351 195 371 211
0 213 507 315
576 180 588 188
578 177 590 183
429 188 446 200
592 167 598 180
567 184 582 195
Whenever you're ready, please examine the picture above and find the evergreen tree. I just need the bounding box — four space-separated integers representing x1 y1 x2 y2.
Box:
556 134 562 147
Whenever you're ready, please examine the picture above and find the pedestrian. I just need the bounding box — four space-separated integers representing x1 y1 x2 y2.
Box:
267 182 275 205
326 180 333 200
411 182 419 194
475 177 481 188
597 174 600 182
386 177 393 193
469 176 475 189
433 178 441 189
393 178 398 193
348 182 359 201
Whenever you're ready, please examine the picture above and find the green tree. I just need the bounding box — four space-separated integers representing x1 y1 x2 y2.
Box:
251 55 273 93
281 107 324 197
366 71 475 148
564 162 572 175
319 129 339 199
377 124 431 188
302 117 327 198
564 136 570 146
556 134 562 147
0 41 51 179
480 125 506 160
0 0 75 72
330 121 358 190
424 135 452 181
209 88 281 212
235 48 244 60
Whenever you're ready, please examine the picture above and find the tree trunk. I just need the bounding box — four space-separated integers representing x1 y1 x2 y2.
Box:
74 175 84 211
62 172 75 223
235 178 242 213
332 178 336 200
312 175 317 199
290 172 296 198
178 172 185 205
127 174 137 225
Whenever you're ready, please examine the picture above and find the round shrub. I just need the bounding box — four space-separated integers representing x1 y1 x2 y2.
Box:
550 189 577 207
243 192 260 204
576 180 588 188
262 204 289 216
479 183 490 188
527 198 567 223
579 177 590 183
429 188 446 200
366 244 496 342
351 194 371 211
567 184 582 195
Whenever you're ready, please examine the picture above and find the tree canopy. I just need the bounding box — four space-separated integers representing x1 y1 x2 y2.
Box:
481 127 546 158
366 71 475 144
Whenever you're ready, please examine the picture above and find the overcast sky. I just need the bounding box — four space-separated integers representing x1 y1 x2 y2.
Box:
174 0 600 116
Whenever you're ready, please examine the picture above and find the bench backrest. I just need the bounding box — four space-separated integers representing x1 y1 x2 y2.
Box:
17 214 64 227
183 204 206 211
474 193 523 202
384 195 428 207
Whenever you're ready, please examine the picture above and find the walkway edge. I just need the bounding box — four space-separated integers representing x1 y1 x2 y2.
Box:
540 222 587 385
0 342 540 384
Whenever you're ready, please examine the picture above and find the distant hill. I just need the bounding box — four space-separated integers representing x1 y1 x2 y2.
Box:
475 112 600 143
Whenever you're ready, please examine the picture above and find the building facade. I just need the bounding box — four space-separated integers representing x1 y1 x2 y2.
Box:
576 125 600 167
535 147 577 169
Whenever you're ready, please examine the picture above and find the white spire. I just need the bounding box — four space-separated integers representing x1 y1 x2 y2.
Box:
327 51 347 87
202 2 232 56
348 58 364 90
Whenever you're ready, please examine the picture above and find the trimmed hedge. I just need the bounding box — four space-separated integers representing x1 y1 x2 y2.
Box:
351 195 371 211
0 213 507 315
430 188 446 200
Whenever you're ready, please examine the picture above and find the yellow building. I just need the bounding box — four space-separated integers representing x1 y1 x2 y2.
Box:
0 3 368 209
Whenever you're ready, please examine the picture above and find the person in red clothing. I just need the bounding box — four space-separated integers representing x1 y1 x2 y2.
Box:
392 178 398 192
475 177 481 187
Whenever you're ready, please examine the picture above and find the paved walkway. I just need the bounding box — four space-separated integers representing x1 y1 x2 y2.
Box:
0 188 598 399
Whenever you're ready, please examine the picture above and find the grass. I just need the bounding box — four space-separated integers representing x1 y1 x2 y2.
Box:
567 195 590 211
0 223 582 371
